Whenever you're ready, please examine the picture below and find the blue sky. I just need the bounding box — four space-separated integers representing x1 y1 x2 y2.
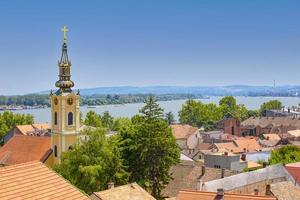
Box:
0 0 300 95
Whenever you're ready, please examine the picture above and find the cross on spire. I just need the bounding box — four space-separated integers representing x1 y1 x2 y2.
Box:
61 26 69 43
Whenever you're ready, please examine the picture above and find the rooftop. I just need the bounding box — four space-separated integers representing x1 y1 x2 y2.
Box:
203 164 295 192
162 161 237 198
170 124 199 139
175 190 276 200
92 182 155 200
16 123 50 135
0 135 51 165
0 161 89 200
270 181 300 200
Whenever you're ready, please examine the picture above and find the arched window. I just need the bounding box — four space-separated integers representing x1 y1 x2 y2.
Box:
68 145 73 150
54 145 57 157
68 112 73 125
54 112 58 125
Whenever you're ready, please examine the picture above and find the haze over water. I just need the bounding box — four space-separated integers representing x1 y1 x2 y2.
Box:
3 96 300 123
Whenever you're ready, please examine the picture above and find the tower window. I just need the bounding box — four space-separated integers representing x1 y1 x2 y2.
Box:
68 112 73 125
54 145 57 157
54 112 58 125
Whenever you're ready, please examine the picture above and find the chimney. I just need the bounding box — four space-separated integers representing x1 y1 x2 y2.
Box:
196 178 203 191
263 162 267 168
217 188 224 196
221 168 225 178
265 185 271 195
108 182 114 189
201 165 206 176
241 153 246 161
288 108 291 113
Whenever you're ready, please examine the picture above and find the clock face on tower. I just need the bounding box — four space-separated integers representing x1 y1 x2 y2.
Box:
67 97 73 105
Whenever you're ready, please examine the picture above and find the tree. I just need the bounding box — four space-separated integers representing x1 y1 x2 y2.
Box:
53 128 128 195
260 100 282 116
0 111 34 143
165 112 175 125
101 111 114 129
84 111 102 127
118 96 180 199
178 99 221 129
269 145 300 165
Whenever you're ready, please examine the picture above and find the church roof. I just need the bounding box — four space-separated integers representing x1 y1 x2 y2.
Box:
0 135 51 165
0 161 89 199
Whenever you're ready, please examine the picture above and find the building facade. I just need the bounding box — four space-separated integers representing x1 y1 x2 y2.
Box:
50 27 80 164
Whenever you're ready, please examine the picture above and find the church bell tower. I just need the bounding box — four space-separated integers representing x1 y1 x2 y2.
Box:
50 26 80 164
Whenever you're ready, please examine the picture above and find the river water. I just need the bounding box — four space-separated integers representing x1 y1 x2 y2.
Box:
3 96 300 123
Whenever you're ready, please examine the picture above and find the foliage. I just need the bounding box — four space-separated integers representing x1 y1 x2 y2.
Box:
165 112 175 125
0 111 34 143
260 100 282 116
53 128 128 195
84 111 102 127
178 99 222 129
101 111 114 129
118 96 180 199
269 145 300 165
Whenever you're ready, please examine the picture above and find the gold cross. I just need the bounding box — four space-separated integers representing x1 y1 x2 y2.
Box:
61 26 69 42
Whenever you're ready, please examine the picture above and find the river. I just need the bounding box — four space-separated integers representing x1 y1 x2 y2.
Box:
2 96 300 123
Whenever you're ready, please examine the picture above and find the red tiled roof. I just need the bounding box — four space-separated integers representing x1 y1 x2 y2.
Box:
0 135 51 165
176 190 276 200
285 165 300 185
0 161 89 200
170 124 198 139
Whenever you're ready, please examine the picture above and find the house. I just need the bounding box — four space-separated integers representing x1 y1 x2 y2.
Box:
287 129 300 140
200 130 224 143
204 152 247 172
91 182 155 200
175 189 276 200
259 133 282 147
162 160 237 198
270 181 300 200
0 135 52 166
211 138 261 154
203 164 298 195
170 124 201 149
181 142 212 161
219 117 300 137
0 161 89 199
3 123 50 143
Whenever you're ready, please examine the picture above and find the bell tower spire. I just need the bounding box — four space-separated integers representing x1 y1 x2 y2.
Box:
51 26 80 164
55 26 74 93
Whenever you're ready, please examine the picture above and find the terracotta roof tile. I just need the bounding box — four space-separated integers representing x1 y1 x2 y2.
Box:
0 135 51 165
16 123 50 135
162 161 237 198
170 124 198 139
176 190 276 200
270 181 300 200
0 161 89 199
92 182 155 200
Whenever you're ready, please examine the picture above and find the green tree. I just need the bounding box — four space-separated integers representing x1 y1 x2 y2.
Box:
84 111 102 127
178 99 221 128
165 112 175 125
0 111 34 143
53 128 128 195
112 117 133 132
101 111 114 129
119 96 180 199
269 145 300 165
260 100 282 116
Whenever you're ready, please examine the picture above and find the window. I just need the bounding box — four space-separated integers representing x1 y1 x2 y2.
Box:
68 112 73 125
68 145 73 150
231 126 235 135
54 145 57 157
54 112 58 125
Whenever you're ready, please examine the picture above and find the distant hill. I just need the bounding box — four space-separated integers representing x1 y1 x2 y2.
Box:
38 85 300 96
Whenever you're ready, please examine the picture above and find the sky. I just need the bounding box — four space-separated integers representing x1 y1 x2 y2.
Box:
0 0 300 95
